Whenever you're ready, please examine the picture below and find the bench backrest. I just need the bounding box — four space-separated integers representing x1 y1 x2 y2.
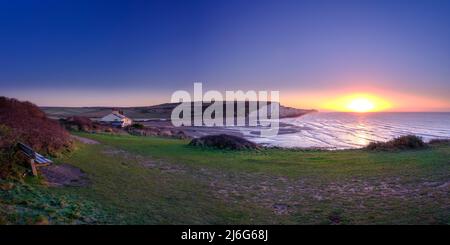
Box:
17 142 53 164
17 142 35 158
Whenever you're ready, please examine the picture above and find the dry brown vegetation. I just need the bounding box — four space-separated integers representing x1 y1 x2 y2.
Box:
189 134 260 150
428 138 450 145
60 116 124 134
0 97 72 178
366 135 427 151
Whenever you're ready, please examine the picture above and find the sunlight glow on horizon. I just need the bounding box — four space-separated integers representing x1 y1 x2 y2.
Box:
4 87 450 112
321 93 392 112
346 98 375 113
282 86 450 112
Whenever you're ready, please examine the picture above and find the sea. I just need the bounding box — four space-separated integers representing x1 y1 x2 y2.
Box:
243 112 450 149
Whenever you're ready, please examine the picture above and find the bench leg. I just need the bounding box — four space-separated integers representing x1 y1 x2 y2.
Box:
29 159 38 176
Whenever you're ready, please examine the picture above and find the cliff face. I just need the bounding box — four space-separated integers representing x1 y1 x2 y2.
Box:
147 101 316 119
278 105 317 118
42 102 316 120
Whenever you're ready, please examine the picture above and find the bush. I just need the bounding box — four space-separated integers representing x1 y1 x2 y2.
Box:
0 124 19 178
70 116 93 131
366 135 426 151
0 97 75 177
130 123 145 129
63 116 94 131
189 134 260 150
428 138 450 145
0 97 73 177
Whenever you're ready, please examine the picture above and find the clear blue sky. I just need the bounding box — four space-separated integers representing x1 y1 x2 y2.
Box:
1 0 449 110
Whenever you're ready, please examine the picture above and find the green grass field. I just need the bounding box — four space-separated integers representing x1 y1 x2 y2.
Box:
2 133 450 224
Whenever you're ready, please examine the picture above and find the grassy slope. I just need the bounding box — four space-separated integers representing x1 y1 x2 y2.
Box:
79 133 450 181
53 142 278 224
2 132 450 224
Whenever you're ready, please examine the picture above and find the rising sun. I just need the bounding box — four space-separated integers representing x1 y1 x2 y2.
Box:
322 93 391 112
346 98 375 112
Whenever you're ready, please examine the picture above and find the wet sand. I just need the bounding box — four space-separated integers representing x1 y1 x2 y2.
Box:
141 120 304 139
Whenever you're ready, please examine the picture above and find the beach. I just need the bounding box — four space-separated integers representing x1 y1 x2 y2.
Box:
141 112 450 149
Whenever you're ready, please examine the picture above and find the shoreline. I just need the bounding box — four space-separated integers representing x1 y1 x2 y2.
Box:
138 117 450 151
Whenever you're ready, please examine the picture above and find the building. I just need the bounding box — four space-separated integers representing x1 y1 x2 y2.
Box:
100 110 133 127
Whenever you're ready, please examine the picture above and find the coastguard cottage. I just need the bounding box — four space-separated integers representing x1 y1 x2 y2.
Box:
100 109 133 127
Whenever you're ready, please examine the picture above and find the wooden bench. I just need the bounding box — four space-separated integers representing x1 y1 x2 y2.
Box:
17 142 53 176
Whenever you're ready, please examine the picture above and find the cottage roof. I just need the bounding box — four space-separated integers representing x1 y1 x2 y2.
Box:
111 112 128 119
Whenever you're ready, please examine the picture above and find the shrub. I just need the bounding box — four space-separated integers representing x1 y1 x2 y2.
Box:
64 116 94 131
0 97 74 178
0 96 72 156
130 123 145 129
366 135 426 151
0 124 18 178
428 138 450 145
189 134 260 150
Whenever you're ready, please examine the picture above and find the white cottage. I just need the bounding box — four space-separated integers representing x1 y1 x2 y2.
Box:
100 110 133 127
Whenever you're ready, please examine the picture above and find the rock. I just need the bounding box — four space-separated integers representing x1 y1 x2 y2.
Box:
188 134 260 150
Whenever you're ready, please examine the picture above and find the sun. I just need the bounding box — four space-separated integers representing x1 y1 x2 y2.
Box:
346 98 375 112
322 93 391 112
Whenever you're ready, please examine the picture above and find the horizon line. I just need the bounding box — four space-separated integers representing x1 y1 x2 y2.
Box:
37 104 450 113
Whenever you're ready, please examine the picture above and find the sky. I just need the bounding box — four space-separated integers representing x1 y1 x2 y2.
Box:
1 0 450 111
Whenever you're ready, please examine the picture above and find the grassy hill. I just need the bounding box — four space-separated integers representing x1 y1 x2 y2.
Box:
41 102 316 120
1 133 449 224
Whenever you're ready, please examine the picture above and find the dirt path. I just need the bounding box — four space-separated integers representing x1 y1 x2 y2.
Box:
100 144 450 221
72 135 100 144
40 134 97 187
40 164 90 187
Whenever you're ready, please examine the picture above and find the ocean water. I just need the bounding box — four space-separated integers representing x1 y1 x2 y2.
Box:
246 112 450 149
